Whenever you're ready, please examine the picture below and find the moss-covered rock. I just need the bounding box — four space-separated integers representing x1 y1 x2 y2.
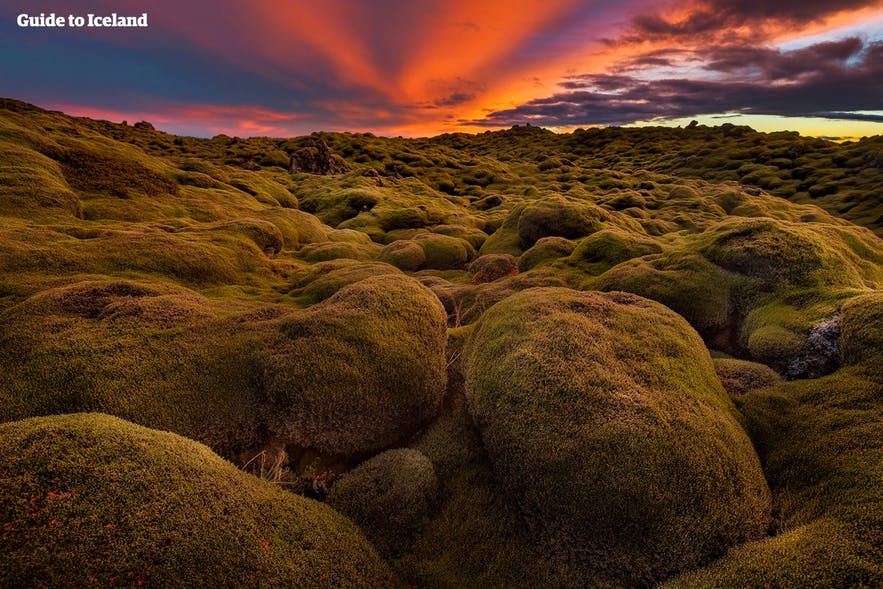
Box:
327 449 437 558
378 240 426 271
517 236 575 271
261 274 448 455
840 291 883 376
0 413 396 588
413 233 476 270
0 278 269 455
465 288 771 586
713 358 783 396
668 363 883 587
569 228 662 274
468 254 518 284
516 196 605 249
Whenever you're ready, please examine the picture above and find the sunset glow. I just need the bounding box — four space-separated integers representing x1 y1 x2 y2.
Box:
3 0 882 137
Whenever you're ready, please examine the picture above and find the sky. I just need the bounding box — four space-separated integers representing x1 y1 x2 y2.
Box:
2 0 882 138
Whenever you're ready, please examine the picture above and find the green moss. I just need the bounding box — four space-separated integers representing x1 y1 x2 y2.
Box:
592 252 739 346
296 241 381 263
568 228 662 274
517 236 575 271
840 291 883 375
516 196 605 249
290 262 402 305
327 449 437 559
414 234 476 270
0 278 270 454
378 240 426 271
0 413 396 588
670 363 883 587
466 288 770 586
260 274 448 455
467 254 518 284
713 358 782 396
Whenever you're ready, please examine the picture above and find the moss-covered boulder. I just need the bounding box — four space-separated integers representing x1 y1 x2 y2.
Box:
840 291 883 376
465 288 771 586
261 274 448 455
0 278 269 455
414 233 476 270
327 449 437 558
569 227 661 274
667 362 883 587
713 358 783 396
468 254 518 284
516 196 605 249
517 236 575 271
378 240 426 271
0 413 396 588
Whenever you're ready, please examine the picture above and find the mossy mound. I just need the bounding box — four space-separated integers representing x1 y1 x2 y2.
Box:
516 196 606 249
327 449 437 559
517 236 575 271
569 228 662 274
668 363 883 587
0 278 269 454
592 252 738 345
260 274 448 455
200 217 285 255
413 233 476 270
296 241 381 263
378 240 426 271
465 288 771 586
288 261 403 305
698 217 881 289
467 254 518 284
0 413 396 588
840 292 883 376
713 358 783 396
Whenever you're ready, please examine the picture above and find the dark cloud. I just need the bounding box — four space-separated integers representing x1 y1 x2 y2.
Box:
472 39 883 127
704 37 864 76
615 0 879 44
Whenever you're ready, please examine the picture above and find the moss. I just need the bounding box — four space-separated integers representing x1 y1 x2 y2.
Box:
260 274 448 455
713 358 782 396
592 252 739 346
0 413 396 588
697 217 878 289
413 234 476 270
203 218 285 255
49 145 178 199
0 278 270 454
468 254 518 284
517 236 575 271
568 228 662 274
665 519 882 588
466 288 770 586
290 262 402 305
327 449 437 559
296 241 381 263
840 291 883 375
430 224 488 250
516 196 605 249
378 240 426 271
670 364 883 587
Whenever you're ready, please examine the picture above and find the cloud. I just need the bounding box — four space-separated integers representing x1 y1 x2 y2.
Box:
471 38 883 127
619 0 882 42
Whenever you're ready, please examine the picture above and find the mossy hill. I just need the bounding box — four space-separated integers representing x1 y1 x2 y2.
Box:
1 98 881 587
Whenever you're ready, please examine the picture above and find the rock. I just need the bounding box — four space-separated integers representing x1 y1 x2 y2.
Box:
0 413 396 588
785 316 840 379
327 448 437 558
289 138 350 175
465 288 771 586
